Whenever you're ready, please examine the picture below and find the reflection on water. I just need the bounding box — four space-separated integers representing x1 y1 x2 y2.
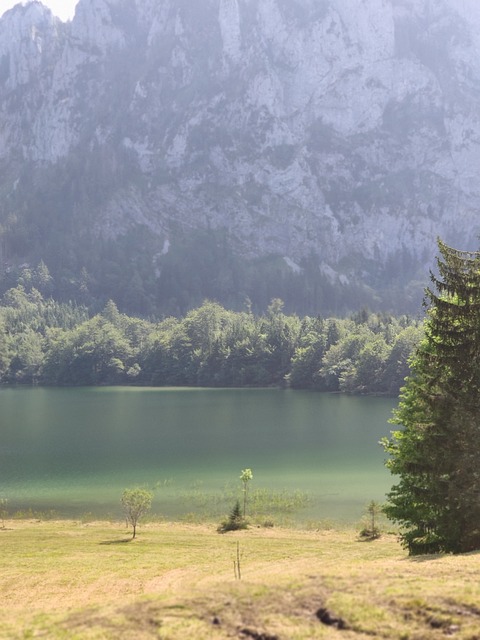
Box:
0 387 396 523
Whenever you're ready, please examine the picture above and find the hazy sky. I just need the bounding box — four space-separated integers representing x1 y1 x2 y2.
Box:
0 0 79 21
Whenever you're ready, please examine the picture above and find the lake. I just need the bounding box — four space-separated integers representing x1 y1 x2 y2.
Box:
0 387 397 524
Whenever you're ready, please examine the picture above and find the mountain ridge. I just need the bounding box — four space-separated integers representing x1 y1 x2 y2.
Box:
1 0 479 314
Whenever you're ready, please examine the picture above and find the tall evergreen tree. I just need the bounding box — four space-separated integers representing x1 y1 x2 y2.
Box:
383 239 480 554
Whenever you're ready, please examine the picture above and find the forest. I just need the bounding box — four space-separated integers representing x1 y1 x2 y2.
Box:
0 264 423 393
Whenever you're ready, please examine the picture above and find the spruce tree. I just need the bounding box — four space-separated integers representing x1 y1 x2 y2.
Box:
383 239 480 554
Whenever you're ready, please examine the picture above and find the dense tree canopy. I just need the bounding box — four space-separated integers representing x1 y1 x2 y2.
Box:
0 267 422 392
383 240 480 554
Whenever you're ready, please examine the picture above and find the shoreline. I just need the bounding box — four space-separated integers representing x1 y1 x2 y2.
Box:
1 514 363 534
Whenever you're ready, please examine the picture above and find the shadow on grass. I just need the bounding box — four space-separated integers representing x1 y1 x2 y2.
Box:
405 554 445 562
99 538 133 545
357 536 381 543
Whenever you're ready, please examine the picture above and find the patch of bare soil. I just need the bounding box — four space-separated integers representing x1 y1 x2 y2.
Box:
60 576 380 640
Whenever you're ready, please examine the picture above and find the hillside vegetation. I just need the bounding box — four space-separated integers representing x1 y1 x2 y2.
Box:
0 271 423 392
2 1 480 315
1 519 480 639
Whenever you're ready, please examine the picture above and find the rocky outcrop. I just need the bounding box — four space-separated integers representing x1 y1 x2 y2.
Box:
1 0 480 312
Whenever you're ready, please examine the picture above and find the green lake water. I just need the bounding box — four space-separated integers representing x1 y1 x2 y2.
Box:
0 387 397 524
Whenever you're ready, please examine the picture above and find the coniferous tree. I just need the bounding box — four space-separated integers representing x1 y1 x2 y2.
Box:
383 239 480 554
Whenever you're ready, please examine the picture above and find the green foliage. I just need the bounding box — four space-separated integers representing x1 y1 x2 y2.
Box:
217 499 248 533
42 315 134 385
247 488 311 516
121 487 153 539
383 239 480 555
0 282 422 391
289 317 327 388
359 500 382 540
240 468 253 517
0 284 88 384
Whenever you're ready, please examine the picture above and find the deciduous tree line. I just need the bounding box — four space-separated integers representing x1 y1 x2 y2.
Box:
0 284 422 392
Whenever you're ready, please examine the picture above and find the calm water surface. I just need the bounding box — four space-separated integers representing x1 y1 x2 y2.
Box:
0 387 396 523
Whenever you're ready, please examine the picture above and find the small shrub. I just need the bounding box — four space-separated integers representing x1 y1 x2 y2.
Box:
218 499 248 533
261 518 275 528
359 526 381 540
359 500 382 540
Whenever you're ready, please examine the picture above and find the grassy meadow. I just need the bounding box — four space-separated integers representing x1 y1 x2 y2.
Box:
2 518 480 639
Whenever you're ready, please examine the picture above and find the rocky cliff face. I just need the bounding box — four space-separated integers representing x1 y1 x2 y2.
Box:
1 0 480 314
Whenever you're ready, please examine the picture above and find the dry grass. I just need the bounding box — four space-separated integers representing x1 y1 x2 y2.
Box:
2 519 480 638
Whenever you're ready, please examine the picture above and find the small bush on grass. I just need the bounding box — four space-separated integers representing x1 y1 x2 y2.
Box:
358 500 383 540
218 499 248 533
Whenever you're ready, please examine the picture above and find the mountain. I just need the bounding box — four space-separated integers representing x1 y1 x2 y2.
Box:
1 0 480 315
